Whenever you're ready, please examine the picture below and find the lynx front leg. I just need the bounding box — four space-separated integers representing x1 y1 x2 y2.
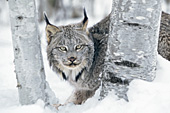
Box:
54 90 95 109
66 89 95 105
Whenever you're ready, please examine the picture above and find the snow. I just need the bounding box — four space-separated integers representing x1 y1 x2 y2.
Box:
1 2 170 113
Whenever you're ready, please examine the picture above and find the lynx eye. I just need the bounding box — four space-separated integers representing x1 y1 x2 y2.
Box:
75 45 83 51
59 46 67 52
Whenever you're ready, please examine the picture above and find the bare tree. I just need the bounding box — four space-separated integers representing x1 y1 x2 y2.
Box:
89 0 162 100
8 0 58 107
37 0 98 23
163 0 170 13
37 0 66 22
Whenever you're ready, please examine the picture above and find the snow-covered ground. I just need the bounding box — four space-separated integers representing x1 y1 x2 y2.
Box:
1 2 170 113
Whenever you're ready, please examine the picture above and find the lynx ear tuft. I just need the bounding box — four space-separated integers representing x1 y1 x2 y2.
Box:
82 8 88 31
44 12 51 25
44 12 61 44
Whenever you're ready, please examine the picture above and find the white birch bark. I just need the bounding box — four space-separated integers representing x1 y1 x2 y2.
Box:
99 0 162 100
105 0 162 81
8 0 58 106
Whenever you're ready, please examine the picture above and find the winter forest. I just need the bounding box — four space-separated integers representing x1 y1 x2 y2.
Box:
0 0 170 113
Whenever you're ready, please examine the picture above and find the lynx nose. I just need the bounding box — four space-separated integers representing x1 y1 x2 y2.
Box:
68 57 77 62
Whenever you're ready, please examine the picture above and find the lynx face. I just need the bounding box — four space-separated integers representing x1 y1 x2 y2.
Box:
44 11 94 82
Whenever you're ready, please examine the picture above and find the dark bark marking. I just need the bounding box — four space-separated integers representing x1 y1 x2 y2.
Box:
114 60 140 68
17 16 23 20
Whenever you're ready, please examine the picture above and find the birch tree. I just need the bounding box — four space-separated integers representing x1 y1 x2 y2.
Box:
89 0 162 100
8 0 58 106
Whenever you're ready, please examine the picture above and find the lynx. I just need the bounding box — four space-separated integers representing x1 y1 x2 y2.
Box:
44 10 99 105
158 12 170 61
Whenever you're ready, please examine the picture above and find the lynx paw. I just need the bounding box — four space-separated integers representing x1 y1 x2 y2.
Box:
53 104 64 110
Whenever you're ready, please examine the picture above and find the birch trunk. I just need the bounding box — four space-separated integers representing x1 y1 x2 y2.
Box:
103 0 162 99
8 0 58 106
106 0 162 81
90 0 162 100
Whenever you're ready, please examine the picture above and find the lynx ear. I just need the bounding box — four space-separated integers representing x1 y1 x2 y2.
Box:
44 12 60 44
82 8 88 31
